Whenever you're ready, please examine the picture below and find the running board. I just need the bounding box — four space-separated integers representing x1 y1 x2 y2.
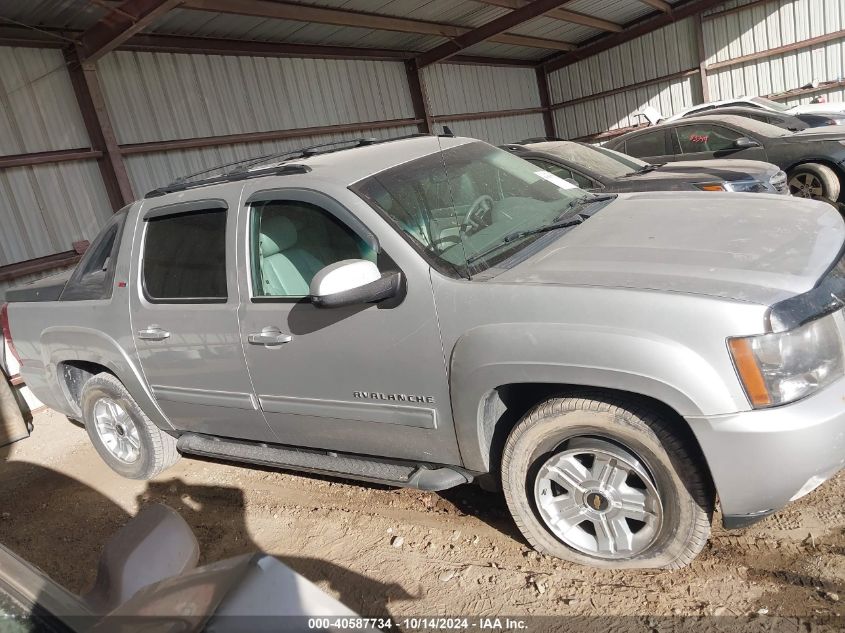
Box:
176 433 472 491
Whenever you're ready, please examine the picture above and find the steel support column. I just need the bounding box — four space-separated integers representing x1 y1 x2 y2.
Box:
64 48 134 209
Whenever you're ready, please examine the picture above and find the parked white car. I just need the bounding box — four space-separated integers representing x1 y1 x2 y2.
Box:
664 95 845 122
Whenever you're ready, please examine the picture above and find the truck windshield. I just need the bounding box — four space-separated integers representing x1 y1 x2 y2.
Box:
352 141 590 274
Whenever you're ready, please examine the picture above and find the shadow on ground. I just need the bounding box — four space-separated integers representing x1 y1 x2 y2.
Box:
0 459 412 616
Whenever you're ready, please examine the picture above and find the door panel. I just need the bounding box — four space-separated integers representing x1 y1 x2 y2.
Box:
130 192 276 442
237 188 460 464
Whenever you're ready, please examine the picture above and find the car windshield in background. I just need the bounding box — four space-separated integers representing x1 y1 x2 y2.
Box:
539 142 649 179
353 141 589 273
750 96 791 112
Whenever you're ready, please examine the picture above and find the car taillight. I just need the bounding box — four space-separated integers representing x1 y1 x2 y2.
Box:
0 303 21 365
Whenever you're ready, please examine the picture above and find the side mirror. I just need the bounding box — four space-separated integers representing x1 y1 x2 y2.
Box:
733 137 760 149
310 259 402 309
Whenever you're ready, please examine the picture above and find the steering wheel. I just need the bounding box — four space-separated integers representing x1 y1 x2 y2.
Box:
461 195 494 234
431 233 463 252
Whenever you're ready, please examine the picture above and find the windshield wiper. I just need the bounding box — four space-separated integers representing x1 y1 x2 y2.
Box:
466 217 584 265
464 194 616 267
579 193 618 205
623 163 662 177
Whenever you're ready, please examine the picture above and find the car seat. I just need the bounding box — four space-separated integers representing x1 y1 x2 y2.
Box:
258 214 325 296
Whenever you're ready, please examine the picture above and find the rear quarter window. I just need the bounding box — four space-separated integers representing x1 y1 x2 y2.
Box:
60 209 128 301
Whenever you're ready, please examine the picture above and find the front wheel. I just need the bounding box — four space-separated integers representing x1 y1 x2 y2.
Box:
788 163 841 201
81 373 180 480
501 395 713 569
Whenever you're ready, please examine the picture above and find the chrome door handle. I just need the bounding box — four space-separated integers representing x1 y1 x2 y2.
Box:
138 325 170 341
248 327 292 346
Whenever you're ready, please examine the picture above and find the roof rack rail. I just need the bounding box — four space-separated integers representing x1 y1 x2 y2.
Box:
516 137 565 143
145 164 312 198
146 132 432 198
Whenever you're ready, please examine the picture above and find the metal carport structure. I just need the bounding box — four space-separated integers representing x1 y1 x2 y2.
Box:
0 0 843 290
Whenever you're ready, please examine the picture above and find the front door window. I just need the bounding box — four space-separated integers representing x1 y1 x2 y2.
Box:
249 201 376 298
674 125 742 153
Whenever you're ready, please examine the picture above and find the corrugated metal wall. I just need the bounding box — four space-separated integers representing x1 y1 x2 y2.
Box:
423 63 541 114
437 113 546 145
422 63 545 143
1 46 543 298
547 19 701 139
0 47 89 155
0 160 112 266
96 51 423 195
703 0 845 105
103 54 550 192
98 52 417 145
0 47 112 298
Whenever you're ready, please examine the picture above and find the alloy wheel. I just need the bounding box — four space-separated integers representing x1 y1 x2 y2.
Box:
533 438 663 559
93 398 141 464
789 172 824 198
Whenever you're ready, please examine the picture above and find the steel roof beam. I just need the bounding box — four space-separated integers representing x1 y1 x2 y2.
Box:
541 0 728 74
476 0 623 32
639 0 672 12
183 0 574 52
417 0 575 67
0 25 538 65
77 0 181 62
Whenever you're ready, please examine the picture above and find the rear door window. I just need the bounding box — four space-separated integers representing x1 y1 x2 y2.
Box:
624 131 668 158
142 208 227 302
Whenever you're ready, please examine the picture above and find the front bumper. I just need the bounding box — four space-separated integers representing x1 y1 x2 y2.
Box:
686 374 845 528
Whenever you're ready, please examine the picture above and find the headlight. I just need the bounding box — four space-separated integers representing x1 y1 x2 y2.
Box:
728 312 844 408
694 180 771 193
768 170 789 195
724 179 772 194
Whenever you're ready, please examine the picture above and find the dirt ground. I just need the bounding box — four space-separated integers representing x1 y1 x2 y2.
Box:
0 408 842 621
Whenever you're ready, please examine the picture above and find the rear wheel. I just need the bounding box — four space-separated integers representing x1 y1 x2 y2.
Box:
501 395 713 569
81 373 179 479
788 163 840 201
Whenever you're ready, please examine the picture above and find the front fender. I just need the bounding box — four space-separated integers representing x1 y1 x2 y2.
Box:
450 322 740 473
39 326 173 430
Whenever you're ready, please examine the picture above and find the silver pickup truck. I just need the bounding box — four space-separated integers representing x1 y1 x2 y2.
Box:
3 135 844 570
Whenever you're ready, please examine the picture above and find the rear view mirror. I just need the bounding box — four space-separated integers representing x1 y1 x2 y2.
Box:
310 259 402 309
733 137 760 149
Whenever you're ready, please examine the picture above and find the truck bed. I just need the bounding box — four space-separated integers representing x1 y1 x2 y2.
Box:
4 270 73 303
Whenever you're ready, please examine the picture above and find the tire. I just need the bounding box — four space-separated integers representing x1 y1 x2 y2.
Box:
788 163 841 201
81 373 179 480
501 394 713 569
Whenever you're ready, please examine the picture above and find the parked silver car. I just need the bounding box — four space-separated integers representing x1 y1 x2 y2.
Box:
3 135 844 569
